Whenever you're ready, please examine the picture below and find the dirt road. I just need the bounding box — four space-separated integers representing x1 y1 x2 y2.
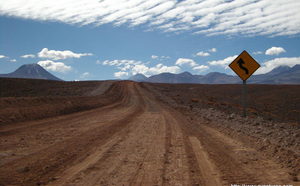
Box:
0 81 295 185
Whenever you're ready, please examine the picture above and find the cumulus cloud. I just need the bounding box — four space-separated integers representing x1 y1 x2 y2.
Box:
265 47 286 56
81 72 89 77
196 51 210 57
151 55 170 60
0 55 8 59
253 51 262 55
208 55 238 69
38 48 92 60
0 55 16 62
208 48 217 53
102 59 180 78
193 65 210 73
114 71 129 78
151 55 158 59
79 72 93 79
38 60 72 73
131 63 180 76
21 54 35 58
0 0 299 37
175 58 198 67
195 48 216 57
148 63 180 74
103 59 144 78
102 59 142 67
132 64 149 75
255 57 300 74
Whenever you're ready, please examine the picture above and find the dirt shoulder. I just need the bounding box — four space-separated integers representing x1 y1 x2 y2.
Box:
141 83 300 123
142 82 300 182
0 78 115 125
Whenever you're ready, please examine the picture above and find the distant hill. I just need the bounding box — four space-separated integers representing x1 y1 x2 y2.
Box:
128 65 300 84
0 64 62 81
147 72 194 83
248 65 300 84
128 73 148 82
265 65 300 84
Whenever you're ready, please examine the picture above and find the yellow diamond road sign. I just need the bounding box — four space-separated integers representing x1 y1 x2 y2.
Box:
229 50 260 81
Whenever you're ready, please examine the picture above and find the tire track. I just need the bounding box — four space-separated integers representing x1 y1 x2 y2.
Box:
189 136 222 186
162 111 191 185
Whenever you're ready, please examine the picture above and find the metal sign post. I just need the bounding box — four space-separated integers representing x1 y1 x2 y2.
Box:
242 80 246 117
229 50 260 117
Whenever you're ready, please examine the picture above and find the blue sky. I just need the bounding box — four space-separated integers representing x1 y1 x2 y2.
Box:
1 0 300 81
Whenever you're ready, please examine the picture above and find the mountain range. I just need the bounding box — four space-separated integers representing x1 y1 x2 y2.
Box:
1 64 299 84
129 65 300 84
0 64 62 81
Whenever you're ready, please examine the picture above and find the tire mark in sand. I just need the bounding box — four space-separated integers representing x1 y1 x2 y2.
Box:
49 132 124 186
48 82 145 185
162 111 190 185
189 136 222 186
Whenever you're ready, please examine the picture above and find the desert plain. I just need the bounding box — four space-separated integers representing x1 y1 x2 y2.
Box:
0 78 299 185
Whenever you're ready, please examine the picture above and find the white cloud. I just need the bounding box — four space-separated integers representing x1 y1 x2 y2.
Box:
253 51 262 55
193 65 210 73
103 59 143 78
196 51 210 57
151 55 170 60
208 48 217 53
103 59 180 78
175 58 198 67
79 72 91 78
265 47 286 56
38 60 72 73
194 1 300 36
81 72 89 77
102 59 142 67
151 55 158 59
132 64 149 75
148 63 180 74
21 54 35 58
38 48 92 60
0 55 16 62
255 57 300 74
208 55 238 69
195 48 216 57
0 55 8 59
114 71 129 78
1 1 299 37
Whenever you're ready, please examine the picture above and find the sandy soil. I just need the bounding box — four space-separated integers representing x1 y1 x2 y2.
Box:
0 79 298 185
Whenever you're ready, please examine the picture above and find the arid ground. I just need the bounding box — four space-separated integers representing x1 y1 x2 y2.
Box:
0 78 299 185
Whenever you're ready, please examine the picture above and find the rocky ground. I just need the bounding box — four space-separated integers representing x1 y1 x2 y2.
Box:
141 82 300 181
0 78 115 124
